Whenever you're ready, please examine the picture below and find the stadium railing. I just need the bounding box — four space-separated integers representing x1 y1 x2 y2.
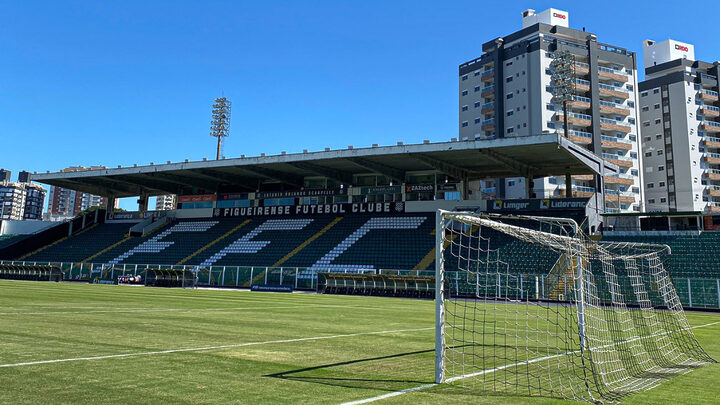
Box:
2 258 720 309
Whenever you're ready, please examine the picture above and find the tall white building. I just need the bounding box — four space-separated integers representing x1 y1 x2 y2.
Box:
0 174 46 221
459 8 642 212
639 39 720 212
155 194 176 211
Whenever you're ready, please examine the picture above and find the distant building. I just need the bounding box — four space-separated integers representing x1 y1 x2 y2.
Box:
47 166 111 216
0 172 47 220
639 39 720 212
155 194 176 211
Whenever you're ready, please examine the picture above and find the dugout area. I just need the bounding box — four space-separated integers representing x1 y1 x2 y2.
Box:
0 264 62 282
317 272 435 298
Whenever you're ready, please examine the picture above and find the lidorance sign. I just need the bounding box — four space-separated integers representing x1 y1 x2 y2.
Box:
214 201 406 218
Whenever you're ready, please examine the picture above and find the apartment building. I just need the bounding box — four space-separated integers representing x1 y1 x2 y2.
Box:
459 8 642 212
155 194 177 211
47 166 109 216
0 172 46 220
639 39 720 212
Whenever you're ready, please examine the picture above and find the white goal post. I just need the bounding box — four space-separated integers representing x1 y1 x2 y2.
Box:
434 210 714 402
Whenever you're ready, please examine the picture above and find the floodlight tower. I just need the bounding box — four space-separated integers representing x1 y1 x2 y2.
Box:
210 97 232 160
550 50 576 198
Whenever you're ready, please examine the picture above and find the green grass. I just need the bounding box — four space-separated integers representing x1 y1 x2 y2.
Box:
1 280 719 404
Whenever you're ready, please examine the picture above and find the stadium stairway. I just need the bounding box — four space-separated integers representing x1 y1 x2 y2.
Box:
22 223 129 262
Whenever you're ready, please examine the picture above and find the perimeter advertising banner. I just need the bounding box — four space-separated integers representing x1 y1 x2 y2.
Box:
213 201 406 218
177 194 217 203
487 198 588 212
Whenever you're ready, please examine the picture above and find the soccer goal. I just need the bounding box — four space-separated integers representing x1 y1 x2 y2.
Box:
434 210 714 402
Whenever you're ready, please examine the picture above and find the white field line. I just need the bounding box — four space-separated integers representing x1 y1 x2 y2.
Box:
0 327 433 368
338 320 720 405
0 303 402 316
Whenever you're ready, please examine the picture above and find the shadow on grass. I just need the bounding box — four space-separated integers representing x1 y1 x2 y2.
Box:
265 348 434 391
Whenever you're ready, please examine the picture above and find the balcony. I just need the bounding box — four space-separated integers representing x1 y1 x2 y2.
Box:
701 120 720 133
560 129 593 145
604 173 635 186
555 112 592 127
600 117 632 134
704 152 720 165
558 185 595 198
699 89 719 102
603 153 635 168
481 118 495 132
703 136 720 149
573 78 591 92
700 105 720 118
573 174 594 181
480 85 495 98
705 169 720 181
598 66 628 83
481 68 494 80
706 203 720 213
568 95 591 110
599 83 630 100
480 102 494 114
573 61 590 75
707 185 720 197
599 100 631 116
601 135 633 150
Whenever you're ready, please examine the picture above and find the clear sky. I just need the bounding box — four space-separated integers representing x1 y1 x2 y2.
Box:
1 1 718 210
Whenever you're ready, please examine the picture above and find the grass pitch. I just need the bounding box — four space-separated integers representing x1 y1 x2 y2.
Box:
1 280 720 404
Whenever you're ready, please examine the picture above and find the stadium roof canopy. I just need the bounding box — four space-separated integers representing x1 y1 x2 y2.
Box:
32 134 618 198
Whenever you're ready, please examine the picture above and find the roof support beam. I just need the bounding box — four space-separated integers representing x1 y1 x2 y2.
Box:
285 162 354 184
235 166 304 188
193 169 257 191
347 158 405 182
412 154 471 180
150 172 217 192
477 149 539 178
110 175 181 195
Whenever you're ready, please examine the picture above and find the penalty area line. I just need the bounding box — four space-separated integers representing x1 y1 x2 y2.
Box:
0 327 432 368
339 319 720 405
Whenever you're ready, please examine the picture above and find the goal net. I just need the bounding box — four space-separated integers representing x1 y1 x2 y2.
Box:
435 210 714 402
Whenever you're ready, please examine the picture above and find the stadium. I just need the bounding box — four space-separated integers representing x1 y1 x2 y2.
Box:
2 3 720 405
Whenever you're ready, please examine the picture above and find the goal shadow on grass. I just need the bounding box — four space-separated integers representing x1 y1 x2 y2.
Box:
264 348 435 391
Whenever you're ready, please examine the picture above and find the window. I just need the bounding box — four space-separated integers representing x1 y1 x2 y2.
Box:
474 118 481 124
632 187 639 193
474 101 481 108
656 134 662 140
660 198 667 203
506 127 514 134
506 76 513 83
462 75 468 81
654 103 660 109
659 181 665 187
644 152 652 157
658 165 665 171
653 89 660 94
462 105 468 111
631 169 638 176
630 152 637 158
474 71 480 76
505 61 513 67
506 110 514 117
641 91 648 97
643 121 650 127
644 136 651 142
507 180 516 186
642 106 649 112
462 121 468 127
506 93 513 99
654 118 661 124
657 150 663 155
628 101 635 108
462 90 468 96
474 86 480 92
647 183 654 188
628 118 635 125
648 199 656 204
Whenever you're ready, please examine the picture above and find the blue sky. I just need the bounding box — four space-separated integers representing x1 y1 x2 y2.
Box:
1 1 717 210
